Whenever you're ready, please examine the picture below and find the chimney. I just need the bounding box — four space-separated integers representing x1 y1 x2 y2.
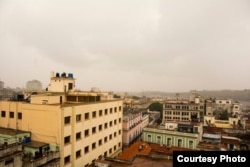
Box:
50 71 54 78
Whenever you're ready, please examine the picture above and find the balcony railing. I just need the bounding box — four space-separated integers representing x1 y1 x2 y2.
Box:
22 151 60 167
0 143 22 157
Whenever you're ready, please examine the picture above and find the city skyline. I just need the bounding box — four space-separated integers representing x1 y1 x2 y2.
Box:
0 0 250 92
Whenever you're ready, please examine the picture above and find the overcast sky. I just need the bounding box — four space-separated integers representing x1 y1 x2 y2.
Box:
0 0 250 92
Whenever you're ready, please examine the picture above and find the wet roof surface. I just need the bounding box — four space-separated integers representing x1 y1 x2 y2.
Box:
23 140 49 148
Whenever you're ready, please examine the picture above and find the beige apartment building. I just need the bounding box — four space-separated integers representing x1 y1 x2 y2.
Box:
162 93 205 124
0 71 123 167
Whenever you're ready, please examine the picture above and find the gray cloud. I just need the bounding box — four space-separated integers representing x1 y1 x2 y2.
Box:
0 0 250 92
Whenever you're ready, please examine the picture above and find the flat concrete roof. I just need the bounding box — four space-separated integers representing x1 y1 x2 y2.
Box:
0 127 30 136
23 140 49 148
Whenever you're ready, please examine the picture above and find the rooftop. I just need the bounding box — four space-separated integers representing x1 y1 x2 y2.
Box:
197 142 227 150
166 120 202 126
213 122 233 129
118 141 151 161
23 140 49 148
0 127 30 136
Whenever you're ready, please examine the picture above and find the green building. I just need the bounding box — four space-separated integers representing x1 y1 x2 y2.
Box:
142 122 202 149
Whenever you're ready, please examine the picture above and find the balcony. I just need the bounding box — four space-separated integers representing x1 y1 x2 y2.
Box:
22 151 60 167
0 143 22 157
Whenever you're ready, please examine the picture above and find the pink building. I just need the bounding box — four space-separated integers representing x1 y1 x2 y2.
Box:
122 111 143 149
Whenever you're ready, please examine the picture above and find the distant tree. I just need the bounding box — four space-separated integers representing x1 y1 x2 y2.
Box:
218 110 229 120
131 96 140 100
148 102 163 124
113 94 121 98
148 102 163 112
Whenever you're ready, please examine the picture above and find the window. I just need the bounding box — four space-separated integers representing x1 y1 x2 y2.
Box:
167 138 171 146
105 109 108 115
84 146 89 154
68 83 73 90
110 108 113 114
92 127 96 134
64 116 70 124
64 136 70 144
114 107 117 113
114 119 117 125
9 111 14 118
76 114 81 122
85 129 89 137
76 150 81 158
119 106 122 111
1 111 6 117
104 136 108 143
99 125 102 131
148 135 152 142
189 140 194 149
85 113 89 120
178 139 182 147
109 121 112 127
92 111 96 118
105 123 108 129
114 132 117 137
64 155 70 164
17 112 22 119
119 118 121 123
99 110 103 117
157 136 161 144
109 134 112 140
119 130 121 135
114 145 116 151
109 148 112 154
76 132 81 140
99 139 102 146
118 142 121 147
92 142 96 150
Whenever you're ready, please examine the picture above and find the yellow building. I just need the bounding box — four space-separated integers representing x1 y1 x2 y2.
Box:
0 71 123 167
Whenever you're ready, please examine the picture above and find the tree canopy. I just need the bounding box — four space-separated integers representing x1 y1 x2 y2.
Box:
148 102 163 124
148 102 163 112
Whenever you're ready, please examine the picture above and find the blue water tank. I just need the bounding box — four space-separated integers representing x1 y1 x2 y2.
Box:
68 73 73 78
22 137 31 143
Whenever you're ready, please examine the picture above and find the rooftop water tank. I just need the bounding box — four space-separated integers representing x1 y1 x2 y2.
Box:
61 72 66 77
68 73 73 78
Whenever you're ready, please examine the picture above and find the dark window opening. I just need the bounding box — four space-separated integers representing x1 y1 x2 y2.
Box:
1 111 6 117
9 112 14 118
18 112 22 119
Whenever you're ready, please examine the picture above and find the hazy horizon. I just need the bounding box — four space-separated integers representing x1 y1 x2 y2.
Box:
1 0 250 92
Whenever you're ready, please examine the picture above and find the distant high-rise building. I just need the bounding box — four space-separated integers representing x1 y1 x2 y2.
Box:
0 81 4 90
26 80 42 91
